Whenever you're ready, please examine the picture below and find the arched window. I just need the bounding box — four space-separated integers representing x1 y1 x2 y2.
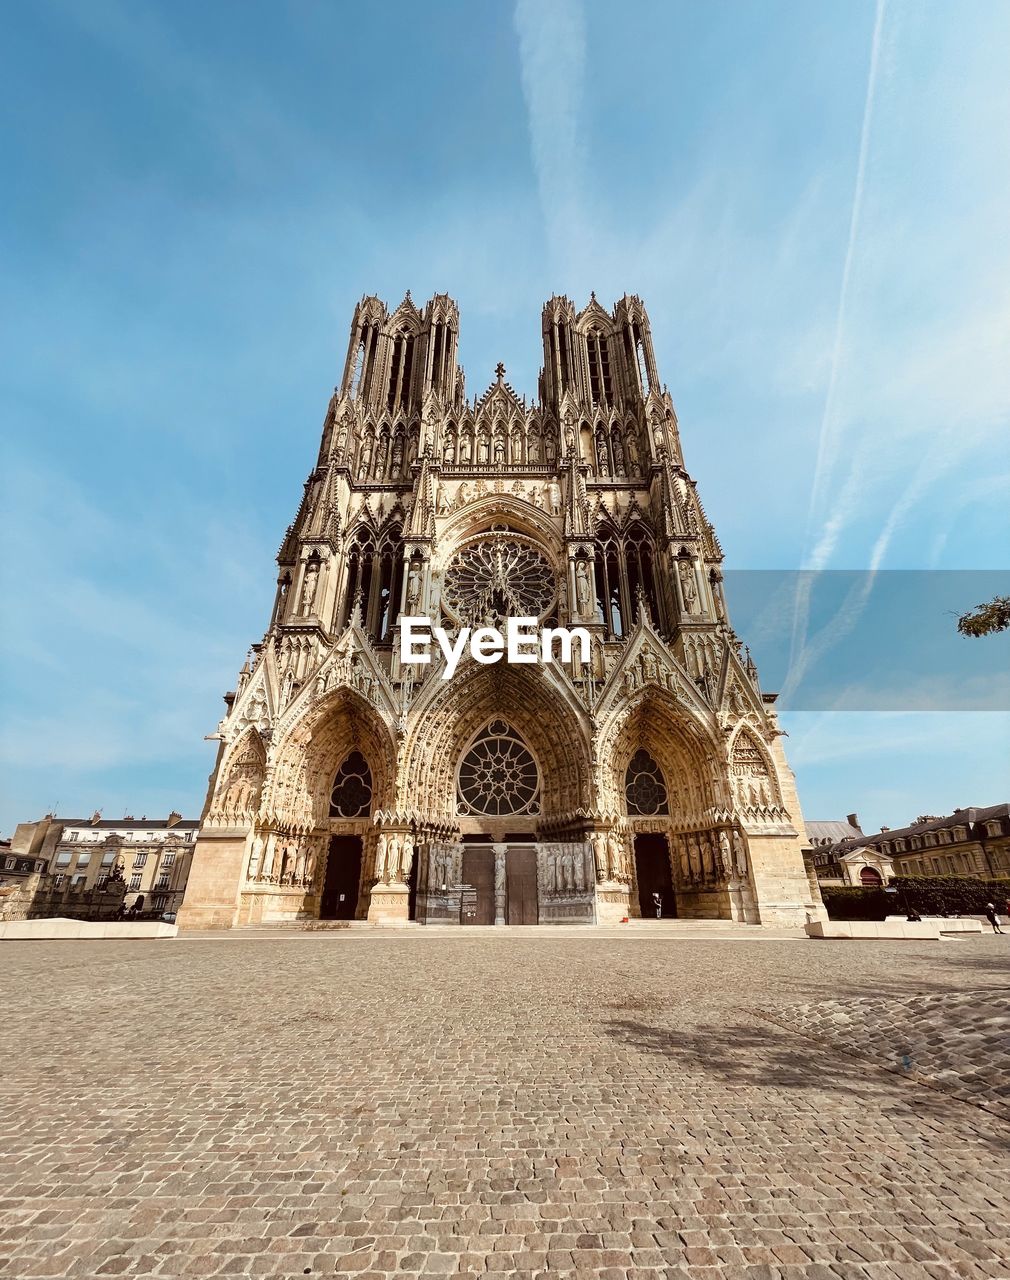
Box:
350 340 365 397
593 528 625 638
457 720 540 816
633 322 650 393
558 325 571 388
625 749 669 815
387 330 415 412
341 535 374 630
330 751 373 818
587 331 613 406
373 523 403 643
859 866 882 886
430 323 445 393
625 524 661 628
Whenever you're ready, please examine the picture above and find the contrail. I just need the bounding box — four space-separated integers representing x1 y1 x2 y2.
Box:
804 0 887 565
787 0 887 693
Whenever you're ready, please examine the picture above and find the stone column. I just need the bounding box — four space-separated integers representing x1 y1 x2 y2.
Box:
493 843 507 925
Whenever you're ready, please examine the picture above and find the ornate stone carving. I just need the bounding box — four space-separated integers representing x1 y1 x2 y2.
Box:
181 292 817 932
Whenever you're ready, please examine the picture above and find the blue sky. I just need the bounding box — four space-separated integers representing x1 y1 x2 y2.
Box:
2 0 1008 836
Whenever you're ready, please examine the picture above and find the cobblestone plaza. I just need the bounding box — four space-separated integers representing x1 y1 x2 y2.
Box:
4 929 1009 1278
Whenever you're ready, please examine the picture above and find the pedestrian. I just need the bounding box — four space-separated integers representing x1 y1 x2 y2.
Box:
983 902 1004 934
652 890 662 919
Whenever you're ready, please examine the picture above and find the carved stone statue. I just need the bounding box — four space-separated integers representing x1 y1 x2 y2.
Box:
576 560 592 615
299 561 320 613
374 834 387 882
386 834 400 881
400 833 413 881
592 833 607 881
406 563 422 612
679 562 699 613
606 831 621 880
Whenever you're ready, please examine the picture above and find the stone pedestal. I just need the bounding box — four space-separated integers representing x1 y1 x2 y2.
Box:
366 882 410 926
595 882 632 924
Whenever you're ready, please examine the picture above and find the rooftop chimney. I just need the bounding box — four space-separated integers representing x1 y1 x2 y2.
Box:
846 813 861 832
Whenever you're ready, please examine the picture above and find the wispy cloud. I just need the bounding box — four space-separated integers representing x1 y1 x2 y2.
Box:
513 0 587 275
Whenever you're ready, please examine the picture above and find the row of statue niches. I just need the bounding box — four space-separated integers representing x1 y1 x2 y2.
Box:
337 423 656 480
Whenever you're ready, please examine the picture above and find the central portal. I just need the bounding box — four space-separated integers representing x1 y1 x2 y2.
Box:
457 843 539 925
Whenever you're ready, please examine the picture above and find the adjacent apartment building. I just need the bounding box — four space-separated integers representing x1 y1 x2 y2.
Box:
812 805 1009 884
7 812 199 917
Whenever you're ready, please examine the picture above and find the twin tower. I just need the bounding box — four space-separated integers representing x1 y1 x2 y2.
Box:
178 292 823 931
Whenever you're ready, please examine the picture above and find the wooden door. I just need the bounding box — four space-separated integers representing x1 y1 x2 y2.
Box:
461 846 495 925
320 835 363 920
634 833 675 919
507 845 538 925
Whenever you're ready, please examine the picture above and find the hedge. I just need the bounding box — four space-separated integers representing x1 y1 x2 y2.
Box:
821 876 1010 920
889 875 1010 916
821 886 889 920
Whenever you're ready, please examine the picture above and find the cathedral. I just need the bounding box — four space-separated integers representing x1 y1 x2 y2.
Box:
178 292 824 930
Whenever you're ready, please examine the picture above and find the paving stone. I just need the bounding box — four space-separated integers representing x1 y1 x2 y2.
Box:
0 933 1008 1279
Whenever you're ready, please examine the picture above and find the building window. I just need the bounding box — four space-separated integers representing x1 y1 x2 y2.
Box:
4 857 13 870
457 720 540 817
96 875 109 890
101 851 115 867
162 852 176 867
72 874 86 888
129 873 142 891
330 752 373 818
133 853 148 869
156 875 170 890
625 749 669 816
76 852 91 868
55 851 72 867
153 894 167 911
54 873 65 887
68 831 79 842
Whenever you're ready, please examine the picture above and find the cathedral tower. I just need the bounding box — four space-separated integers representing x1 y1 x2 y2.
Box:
178 293 823 930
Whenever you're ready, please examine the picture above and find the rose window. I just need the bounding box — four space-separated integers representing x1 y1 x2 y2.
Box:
625 748 669 816
442 534 555 626
330 751 373 818
457 719 540 816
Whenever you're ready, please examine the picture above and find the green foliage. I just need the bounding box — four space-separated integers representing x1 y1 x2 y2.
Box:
957 595 1010 637
890 875 1010 915
821 886 889 920
822 876 1010 919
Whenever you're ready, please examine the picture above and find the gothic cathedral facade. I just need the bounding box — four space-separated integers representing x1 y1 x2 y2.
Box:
178 293 823 930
